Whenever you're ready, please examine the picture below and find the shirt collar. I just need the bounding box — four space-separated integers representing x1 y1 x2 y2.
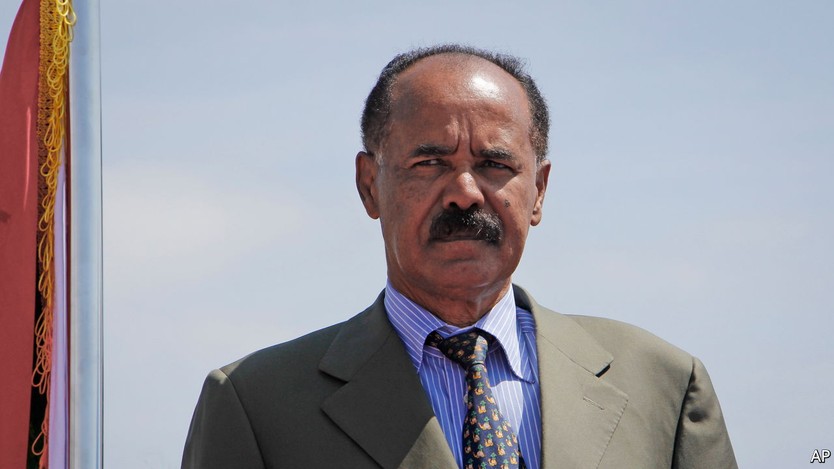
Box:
384 281 525 380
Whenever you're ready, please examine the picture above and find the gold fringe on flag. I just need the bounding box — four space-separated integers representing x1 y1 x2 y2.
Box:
31 0 75 467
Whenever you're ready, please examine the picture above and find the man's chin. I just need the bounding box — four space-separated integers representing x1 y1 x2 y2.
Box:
421 248 505 279
417 266 510 299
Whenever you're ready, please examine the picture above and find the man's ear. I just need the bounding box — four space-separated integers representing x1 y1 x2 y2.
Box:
355 151 380 219
530 159 551 226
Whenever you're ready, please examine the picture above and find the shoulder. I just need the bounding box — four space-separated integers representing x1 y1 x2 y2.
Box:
515 284 696 383
214 293 388 395
563 314 696 389
567 315 692 367
522 285 699 396
220 320 345 381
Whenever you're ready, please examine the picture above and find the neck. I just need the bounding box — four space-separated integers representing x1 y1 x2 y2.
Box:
390 279 512 327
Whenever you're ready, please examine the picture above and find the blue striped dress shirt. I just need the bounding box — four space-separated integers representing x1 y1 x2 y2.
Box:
384 282 542 469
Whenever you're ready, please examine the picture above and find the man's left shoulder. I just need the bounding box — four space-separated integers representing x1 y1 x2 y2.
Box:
563 313 703 396
515 285 697 383
567 314 694 371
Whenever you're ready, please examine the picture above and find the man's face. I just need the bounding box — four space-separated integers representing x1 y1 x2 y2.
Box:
357 55 550 304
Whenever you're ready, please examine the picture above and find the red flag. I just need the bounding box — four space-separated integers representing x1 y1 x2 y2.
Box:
2 0 76 466
0 0 41 467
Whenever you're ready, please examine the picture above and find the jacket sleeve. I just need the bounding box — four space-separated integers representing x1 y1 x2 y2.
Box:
672 357 738 469
182 369 266 469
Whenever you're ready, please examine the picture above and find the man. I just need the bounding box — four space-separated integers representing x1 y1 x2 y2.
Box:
182 45 737 469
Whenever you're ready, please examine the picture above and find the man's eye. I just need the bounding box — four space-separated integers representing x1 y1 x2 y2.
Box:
483 160 510 170
415 159 442 167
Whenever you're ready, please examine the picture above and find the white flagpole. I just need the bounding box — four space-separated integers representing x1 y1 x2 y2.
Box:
68 0 103 468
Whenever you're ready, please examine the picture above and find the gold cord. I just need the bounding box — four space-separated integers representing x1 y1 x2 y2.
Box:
32 0 76 466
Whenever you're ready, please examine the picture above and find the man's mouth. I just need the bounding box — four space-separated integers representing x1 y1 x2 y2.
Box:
432 227 493 242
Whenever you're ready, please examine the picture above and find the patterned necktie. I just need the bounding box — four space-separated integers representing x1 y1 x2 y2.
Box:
428 330 526 469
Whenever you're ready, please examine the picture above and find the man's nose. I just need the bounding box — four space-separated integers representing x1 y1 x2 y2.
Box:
442 169 485 210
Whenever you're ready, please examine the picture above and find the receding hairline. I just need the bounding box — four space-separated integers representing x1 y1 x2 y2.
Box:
379 53 536 156
361 44 550 161
389 52 528 102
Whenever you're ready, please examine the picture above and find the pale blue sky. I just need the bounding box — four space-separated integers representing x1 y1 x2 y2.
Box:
2 1 833 467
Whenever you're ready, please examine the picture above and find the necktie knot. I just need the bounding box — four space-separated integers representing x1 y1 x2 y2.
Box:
428 330 490 369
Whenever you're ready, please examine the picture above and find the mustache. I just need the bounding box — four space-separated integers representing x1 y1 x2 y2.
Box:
429 206 503 244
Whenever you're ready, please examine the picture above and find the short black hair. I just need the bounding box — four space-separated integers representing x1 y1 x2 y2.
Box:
361 44 550 162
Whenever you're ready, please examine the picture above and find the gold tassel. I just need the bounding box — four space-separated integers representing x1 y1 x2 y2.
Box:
32 0 75 467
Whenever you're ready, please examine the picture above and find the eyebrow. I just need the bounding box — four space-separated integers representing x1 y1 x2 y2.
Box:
407 144 519 162
480 147 517 162
409 143 455 158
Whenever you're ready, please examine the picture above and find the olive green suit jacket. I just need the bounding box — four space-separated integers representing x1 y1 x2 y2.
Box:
182 286 737 468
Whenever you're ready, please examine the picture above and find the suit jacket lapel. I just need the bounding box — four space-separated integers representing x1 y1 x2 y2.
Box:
514 286 629 469
319 293 457 469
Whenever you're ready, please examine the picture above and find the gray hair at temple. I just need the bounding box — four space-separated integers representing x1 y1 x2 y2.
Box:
360 44 551 163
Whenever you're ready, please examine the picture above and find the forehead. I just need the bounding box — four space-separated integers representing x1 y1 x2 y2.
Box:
389 54 532 124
